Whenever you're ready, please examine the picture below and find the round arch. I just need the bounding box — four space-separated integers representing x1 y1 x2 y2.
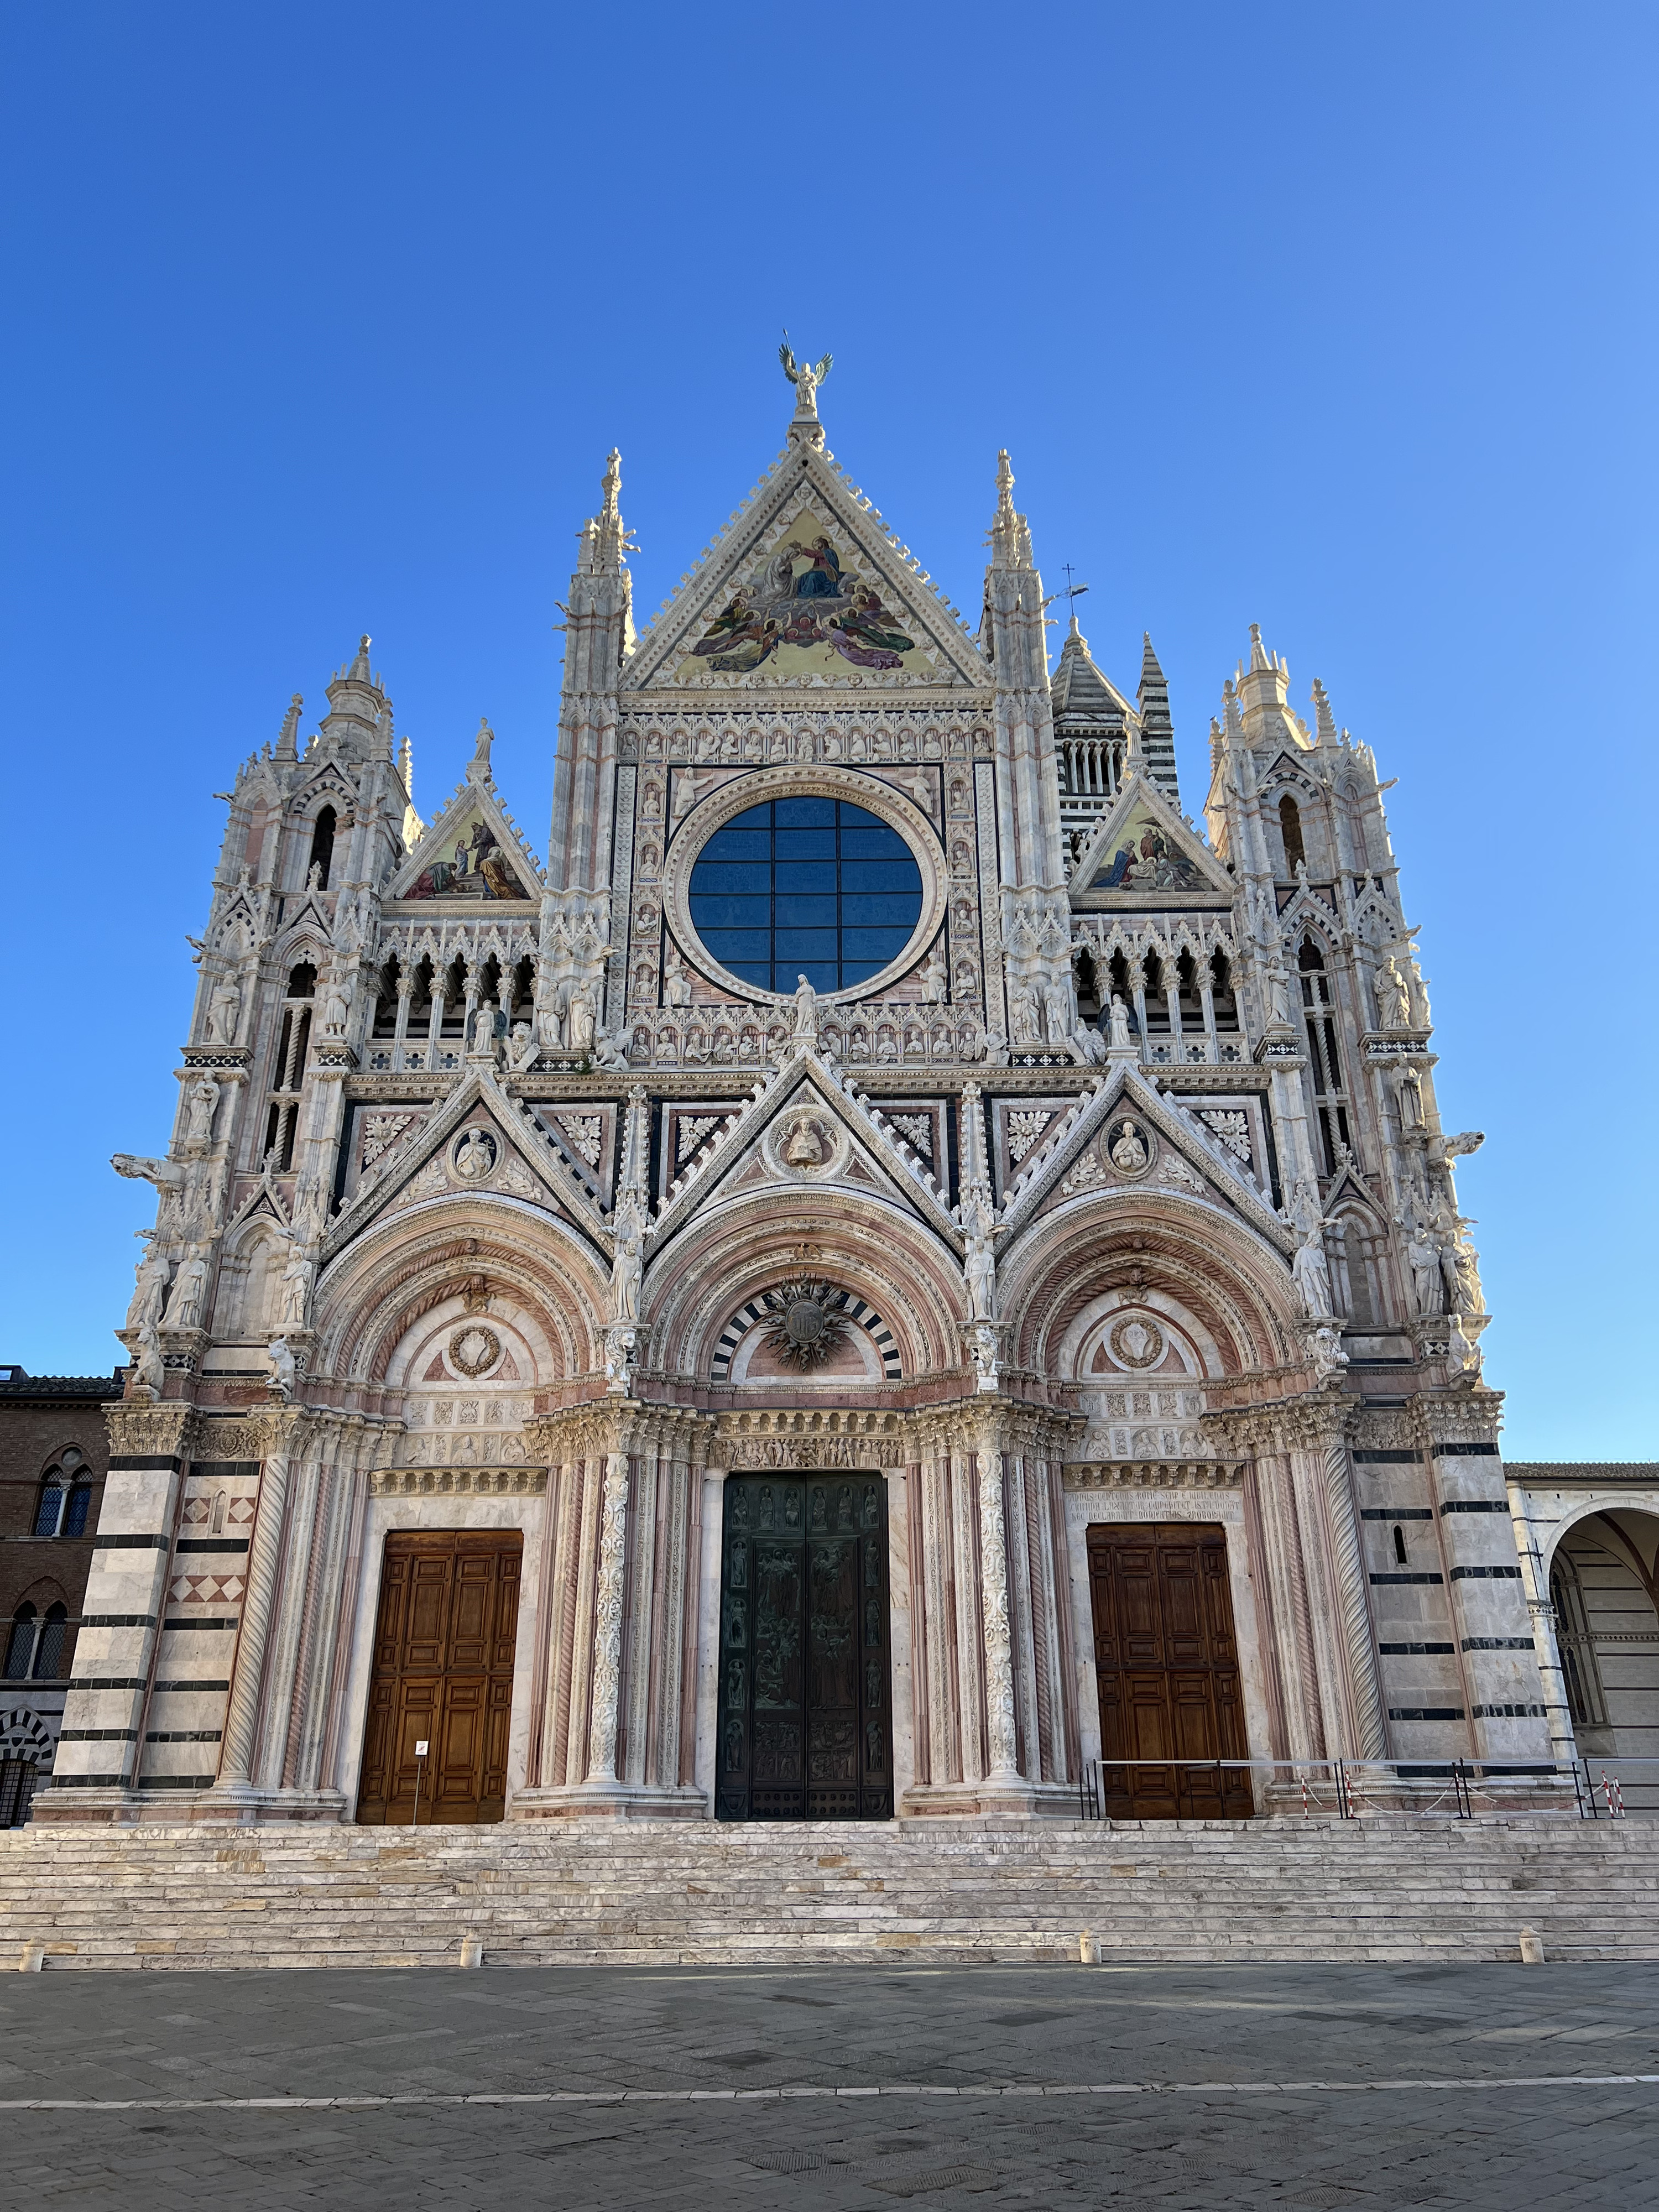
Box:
998 1187 1300 1383
647 1191 965 1385
315 1197 610 1388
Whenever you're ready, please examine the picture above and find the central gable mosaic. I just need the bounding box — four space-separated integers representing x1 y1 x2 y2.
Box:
676 516 922 684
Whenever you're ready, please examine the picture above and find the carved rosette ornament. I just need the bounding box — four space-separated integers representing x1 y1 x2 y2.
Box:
759 1279 850 1371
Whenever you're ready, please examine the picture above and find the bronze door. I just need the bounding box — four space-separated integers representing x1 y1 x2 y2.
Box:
1088 1522 1253 1819
717 1474 893 1821
356 1530 520 1825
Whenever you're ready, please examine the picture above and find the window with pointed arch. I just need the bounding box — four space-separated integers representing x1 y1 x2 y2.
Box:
1298 935 1352 1175
33 1450 93 1538
307 805 336 889
1279 793 1306 875
263 960 317 1170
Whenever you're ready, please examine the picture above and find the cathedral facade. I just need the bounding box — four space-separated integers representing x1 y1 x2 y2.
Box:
42 372 1562 1827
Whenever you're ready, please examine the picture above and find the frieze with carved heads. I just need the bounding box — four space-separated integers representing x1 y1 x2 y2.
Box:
1063 1459 1247 1491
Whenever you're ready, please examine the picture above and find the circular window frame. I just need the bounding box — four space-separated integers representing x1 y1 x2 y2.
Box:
663 766 947 1006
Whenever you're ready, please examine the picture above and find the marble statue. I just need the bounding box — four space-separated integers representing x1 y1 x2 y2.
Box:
267 1335 296 1399
163 1245 208 1332
278 1246 314 1328
779 338 832 416
206 973 242 1045
185 1078 220 1144
610 1206 644 1322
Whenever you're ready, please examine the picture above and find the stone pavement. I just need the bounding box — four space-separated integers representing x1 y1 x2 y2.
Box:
2 1959 1656 2207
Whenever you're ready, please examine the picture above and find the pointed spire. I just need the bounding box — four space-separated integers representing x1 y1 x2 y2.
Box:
585 448 632 574
351 634 373 681
1223 676 1245 746
1311 678 1339 746
989 450 1021 569
398 734 414 799
1248 622 1271 673
1135 633 1179 804
467 716 494 784
275 693 302 762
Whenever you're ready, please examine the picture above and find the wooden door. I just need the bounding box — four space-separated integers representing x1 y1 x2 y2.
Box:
1088 1522 1253 1819
716 1474 893 1821
356 1530 520 1825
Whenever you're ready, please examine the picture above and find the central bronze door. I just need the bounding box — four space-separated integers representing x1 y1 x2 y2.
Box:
716 1474 893 1821
1088 1521 1253 1819
356 1530 520 1825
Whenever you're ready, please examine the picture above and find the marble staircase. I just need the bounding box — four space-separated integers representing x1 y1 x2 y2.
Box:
3 1817 1656 1972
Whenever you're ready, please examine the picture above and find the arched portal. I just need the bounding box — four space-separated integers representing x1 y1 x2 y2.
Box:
1548 1507 1659 1807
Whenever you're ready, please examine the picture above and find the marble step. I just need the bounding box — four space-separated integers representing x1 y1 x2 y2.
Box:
4 1816 1657 1971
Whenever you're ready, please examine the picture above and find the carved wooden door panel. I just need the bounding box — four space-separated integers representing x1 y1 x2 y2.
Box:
1088 1521 1253 1819
717 1474 893 1821
356 1530 520 1825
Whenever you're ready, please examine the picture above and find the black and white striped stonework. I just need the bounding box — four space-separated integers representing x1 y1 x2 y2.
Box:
711 1291 902 1384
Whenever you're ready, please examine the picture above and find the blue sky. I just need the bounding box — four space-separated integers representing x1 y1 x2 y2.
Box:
1 3 1652 1455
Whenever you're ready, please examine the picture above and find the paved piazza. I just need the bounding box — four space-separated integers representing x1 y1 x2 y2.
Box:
3 1960 1656 2206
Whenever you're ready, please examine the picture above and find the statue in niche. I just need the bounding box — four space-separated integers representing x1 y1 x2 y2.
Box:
164 1245 208 1332
319 973 352 1040
1292 1225 1334 1319
568 990 597 1057
609 1204 644 1323
278 1245 314 1328
184 1078 219 1145
126 1248 170 1336
1042 981 1073 1045
791 974 820 1048
471 1000 503 1056
1404 1218 1443 1316
962 1195 997 1321
663 943 694 1006
1377 958 1413 1031
206 973 242 1045
1107 994 1133 1051
1007 985 1041 1045
921 946 947 1005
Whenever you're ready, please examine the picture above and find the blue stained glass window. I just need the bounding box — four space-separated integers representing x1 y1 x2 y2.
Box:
688 800 924 994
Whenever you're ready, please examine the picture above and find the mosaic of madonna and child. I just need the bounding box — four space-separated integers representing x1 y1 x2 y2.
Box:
680 524 919 679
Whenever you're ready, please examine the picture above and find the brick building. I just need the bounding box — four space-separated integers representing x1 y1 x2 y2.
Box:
0 1364 123 1822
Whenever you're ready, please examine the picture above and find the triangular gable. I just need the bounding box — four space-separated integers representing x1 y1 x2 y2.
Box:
623 442 989 696
322 1066 608 1264
1069 771 1233 900
223 1176 291 1243
648 1051 960 1254
998 1062 1292 1254
384 775 543 905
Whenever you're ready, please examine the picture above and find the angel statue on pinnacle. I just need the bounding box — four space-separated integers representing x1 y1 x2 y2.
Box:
779 335 832 416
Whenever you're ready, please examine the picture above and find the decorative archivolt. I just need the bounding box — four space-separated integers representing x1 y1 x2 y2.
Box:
647 1194 964 1384
1000 1198 1301 1381
316 1211 608 1386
